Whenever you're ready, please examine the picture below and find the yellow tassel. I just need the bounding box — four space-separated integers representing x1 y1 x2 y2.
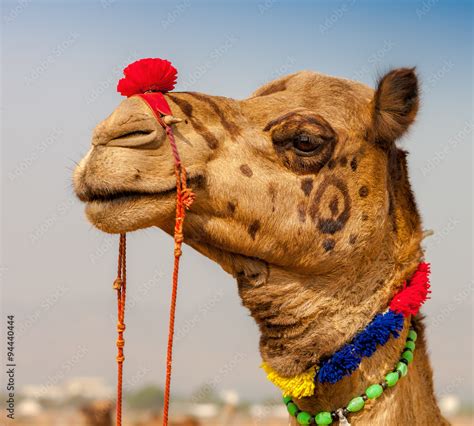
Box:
261 362 317 399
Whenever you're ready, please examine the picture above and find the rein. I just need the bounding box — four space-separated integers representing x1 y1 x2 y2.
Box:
112 57 195 426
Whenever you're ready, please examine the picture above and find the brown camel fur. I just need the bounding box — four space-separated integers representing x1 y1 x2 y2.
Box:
74 68 448 425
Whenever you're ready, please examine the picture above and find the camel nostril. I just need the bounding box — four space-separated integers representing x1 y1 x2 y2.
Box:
104 126 163 148
114 130 153 139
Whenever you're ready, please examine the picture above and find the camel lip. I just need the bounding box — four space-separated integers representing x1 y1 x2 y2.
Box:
76 174 205 204
79 187 176 204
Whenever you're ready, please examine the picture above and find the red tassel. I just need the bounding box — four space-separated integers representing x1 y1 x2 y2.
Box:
389 263 431 317
117 58 177 97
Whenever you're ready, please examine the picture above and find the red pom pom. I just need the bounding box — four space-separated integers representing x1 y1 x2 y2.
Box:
389 262 431 317
117 58 177 97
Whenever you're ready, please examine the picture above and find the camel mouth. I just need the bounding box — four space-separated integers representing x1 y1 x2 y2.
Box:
79 187 176 204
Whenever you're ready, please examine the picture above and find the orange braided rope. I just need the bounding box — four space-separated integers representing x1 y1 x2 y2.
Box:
162 123 195 425
113 121 194 426
113 233 127 426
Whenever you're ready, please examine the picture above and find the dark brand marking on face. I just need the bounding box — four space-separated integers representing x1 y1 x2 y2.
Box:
322 239 336 252
248 220 261 240
167 94 219 149
310 176 351 234
240 164 253 177
267 182 277 212
301 178 314 197
227 202 236 215
185 92 241 140
329 195 339 215
297 202 306 223
350 157 358 171
349 234 357 244
339 156 347 167
327 159 336 169
359 186 369 197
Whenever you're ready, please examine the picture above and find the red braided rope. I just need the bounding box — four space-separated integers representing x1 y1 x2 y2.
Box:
112 119 194 426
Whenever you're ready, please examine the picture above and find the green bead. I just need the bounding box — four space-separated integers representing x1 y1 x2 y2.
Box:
396 362 408 377
402 350 414 363
347 396 365 412
296 411 313 425
408 330 418 341
287 402 299 417
385 372 399 387
315 411 333 425
366 383 383 399
283 395 292 405
405 341 416 351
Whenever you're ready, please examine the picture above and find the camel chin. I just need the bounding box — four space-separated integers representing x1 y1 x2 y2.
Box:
84 194 175 234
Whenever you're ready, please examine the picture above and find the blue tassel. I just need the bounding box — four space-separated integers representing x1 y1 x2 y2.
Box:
317 310 404 384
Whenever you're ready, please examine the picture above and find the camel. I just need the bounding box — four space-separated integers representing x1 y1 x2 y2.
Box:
74 67 448 425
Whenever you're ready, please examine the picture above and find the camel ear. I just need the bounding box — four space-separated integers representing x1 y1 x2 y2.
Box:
372 68 419 145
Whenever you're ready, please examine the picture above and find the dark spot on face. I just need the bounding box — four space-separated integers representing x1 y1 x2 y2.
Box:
362 213 369 221
322 239 336 252
297 202 306 223
349 234 357 244
350 158 358 171
167 94 219 149
328 159 336 169
329 195 339 215
184 119 189 124
248 220 261 240
310 176 351 234
359 186 369 197
301 178 314 197
227 202 236 215
185 92 241 140
339 156 347 167
134 173 141 180
240 164 253 177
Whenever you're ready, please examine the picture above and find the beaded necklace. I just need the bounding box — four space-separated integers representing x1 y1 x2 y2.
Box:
264 263 430 424
284 327 418 425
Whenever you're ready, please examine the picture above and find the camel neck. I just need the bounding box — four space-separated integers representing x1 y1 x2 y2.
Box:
237 253 422 378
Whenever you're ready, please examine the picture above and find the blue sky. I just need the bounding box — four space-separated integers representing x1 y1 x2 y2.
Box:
1 0 472 403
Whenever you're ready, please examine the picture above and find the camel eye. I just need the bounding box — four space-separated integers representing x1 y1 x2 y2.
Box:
293 134 326 156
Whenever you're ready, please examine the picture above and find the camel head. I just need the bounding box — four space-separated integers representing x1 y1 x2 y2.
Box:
75 68 421 275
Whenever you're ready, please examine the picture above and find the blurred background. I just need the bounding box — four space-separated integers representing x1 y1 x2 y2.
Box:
1 0 472 425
